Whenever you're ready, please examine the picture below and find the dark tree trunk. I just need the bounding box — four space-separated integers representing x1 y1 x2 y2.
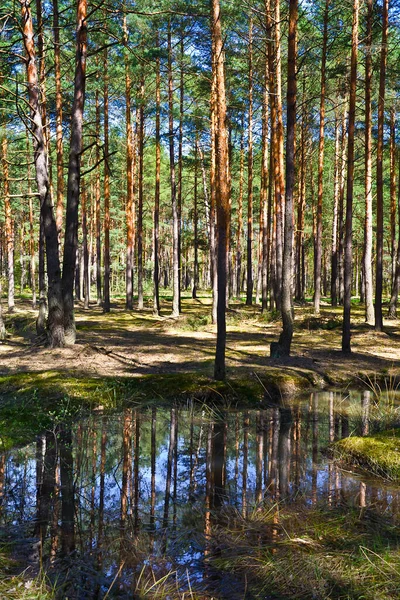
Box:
53 0 64 240
21 0 64 347
62 0 87 343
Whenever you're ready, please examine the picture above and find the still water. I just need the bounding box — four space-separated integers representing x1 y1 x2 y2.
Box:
0 390 399 598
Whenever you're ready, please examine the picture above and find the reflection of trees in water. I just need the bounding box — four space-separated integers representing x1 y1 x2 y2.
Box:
1 393 399 596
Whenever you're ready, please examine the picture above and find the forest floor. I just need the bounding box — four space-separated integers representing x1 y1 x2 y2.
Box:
1 292 400 393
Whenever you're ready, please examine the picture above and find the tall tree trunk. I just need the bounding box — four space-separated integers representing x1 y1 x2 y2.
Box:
210 74 218 323
103 44 111 313
193 139 199 299
168 21 179 318
390 107 397 291
388 153 400 317
212 0 230 381
124 12 135 311
296 75 306 303
53 0 64 240
261 58 269 312
0 278 5 340
277 0 297 356
95 85 102 305
153 31 161 315
375 0 389 332
246 17 254 306
314 0 329 314
342 0 359 353
137 77 145 310
2 135 14 313
236 118 244 298
273 0 285 310
20 0 64 347
331 108 340 306
338 109 347 305
363 0 374 324
178 32 184 312
81 176 89 309
28 169 37 308
62 0 87 343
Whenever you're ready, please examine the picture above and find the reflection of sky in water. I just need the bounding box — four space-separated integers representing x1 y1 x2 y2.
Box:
1 390 400 589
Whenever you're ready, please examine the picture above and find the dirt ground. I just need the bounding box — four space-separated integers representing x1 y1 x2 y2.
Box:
1 294 400 386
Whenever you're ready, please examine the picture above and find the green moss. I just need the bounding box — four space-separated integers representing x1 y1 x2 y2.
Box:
0 371 263 451
333 429 400 481
261 368 312 399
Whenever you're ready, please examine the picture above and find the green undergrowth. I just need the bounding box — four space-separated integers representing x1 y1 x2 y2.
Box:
211 503 400 599
0 371 263 451
0 570 54 600
332 429 400 482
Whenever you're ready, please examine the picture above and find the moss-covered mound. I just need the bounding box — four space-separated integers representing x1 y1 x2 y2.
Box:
333 429 400 481
261 367 317 399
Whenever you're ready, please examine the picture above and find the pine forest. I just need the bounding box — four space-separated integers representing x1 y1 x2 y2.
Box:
1 1 400 598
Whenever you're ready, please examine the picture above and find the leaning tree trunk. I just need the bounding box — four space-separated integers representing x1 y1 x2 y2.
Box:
62 0 87 344
20 0 64 347
342 0 359 353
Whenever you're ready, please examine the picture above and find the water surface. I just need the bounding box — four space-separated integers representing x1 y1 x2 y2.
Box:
1 390 399 598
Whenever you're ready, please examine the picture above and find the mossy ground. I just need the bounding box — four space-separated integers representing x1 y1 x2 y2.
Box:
333 429 400 482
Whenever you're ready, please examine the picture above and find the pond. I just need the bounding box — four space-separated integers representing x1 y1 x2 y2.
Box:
1 390 400 599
